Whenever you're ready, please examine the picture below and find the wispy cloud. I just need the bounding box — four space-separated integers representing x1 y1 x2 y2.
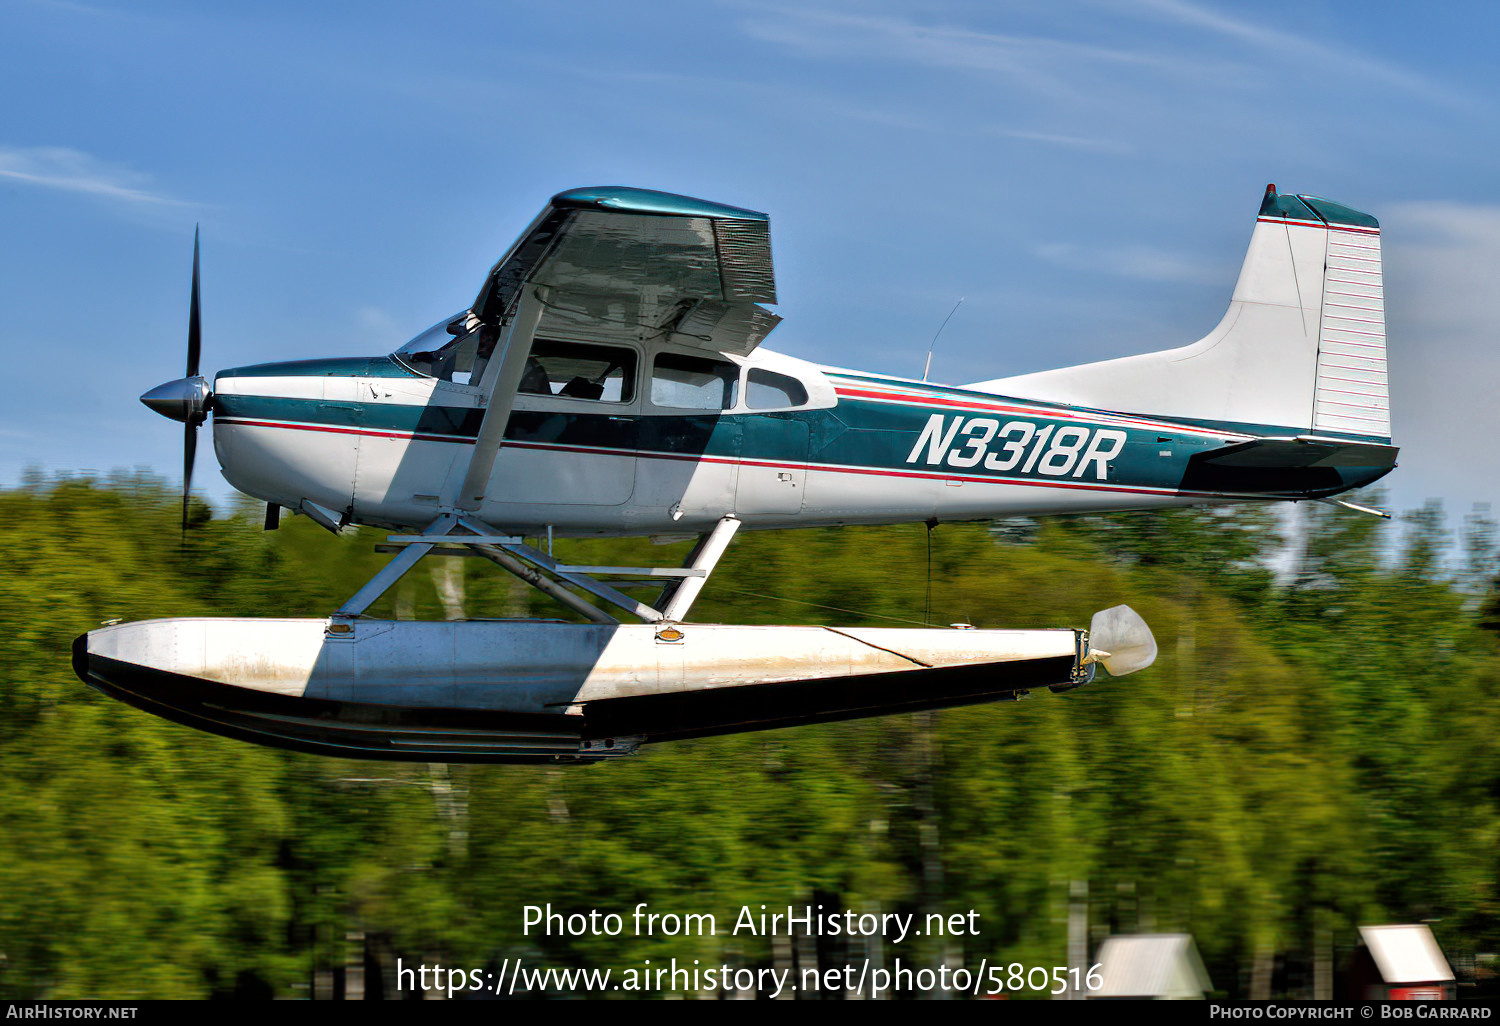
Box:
786 92 1132 152
0 147 187 205
17 0 118 15
1372 201 1500 509
737 0 1467 128
1133 0 1466 107
1034 241 1226 284
737 5 1206 102
985 127 1131 154
1385 201 1500 343
355 307 405 348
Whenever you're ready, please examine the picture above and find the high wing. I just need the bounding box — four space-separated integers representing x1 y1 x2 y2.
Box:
471 185 779 354
452 186 781 511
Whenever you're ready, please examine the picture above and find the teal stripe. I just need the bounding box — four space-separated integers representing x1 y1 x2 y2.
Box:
215 395 482 438
827 373 1393 446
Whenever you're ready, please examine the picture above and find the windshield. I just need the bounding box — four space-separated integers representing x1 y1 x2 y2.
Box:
395 311 468 357
395 311 493 383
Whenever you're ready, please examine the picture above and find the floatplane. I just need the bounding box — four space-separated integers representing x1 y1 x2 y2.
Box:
74 184 1396 762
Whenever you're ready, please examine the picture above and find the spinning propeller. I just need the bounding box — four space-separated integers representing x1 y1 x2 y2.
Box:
1083 605 1158 677
140 227 214 532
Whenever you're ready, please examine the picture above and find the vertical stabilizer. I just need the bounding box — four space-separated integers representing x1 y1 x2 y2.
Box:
969 186 1391 442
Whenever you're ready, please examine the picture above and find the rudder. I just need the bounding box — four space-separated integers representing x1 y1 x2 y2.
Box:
1293 194 1389 439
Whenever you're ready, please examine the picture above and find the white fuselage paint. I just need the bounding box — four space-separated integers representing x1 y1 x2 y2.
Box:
212 345 1243 538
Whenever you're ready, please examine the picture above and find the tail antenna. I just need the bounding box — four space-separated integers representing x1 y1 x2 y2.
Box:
921 297 964 383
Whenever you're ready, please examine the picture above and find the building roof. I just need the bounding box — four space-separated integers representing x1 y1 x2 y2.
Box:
1091 934 1213 998
1359 925 1455 984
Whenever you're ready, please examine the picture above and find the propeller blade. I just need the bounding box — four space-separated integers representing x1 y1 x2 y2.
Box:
1085 605 1157 677
182 419 197 534
187 226 201 378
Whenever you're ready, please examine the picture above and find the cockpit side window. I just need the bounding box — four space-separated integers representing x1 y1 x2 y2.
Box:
651 353 739 410
518 340 636 402
745 368 809 410
396 319 637 401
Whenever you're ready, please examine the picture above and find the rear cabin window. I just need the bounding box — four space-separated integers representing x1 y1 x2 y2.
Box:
518 340 636 403
745 368 808 409
651 353 739 410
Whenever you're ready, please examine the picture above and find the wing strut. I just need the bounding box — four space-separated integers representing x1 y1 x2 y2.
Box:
452 286 546 511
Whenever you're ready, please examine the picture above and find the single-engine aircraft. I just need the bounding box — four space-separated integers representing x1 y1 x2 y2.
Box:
75 184 1396 763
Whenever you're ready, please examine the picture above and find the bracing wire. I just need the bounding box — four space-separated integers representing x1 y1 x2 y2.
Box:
924 518 937 625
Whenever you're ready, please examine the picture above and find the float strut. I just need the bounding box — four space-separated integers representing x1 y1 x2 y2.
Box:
471 544 620 625
660 515 741 623
334 516 457 617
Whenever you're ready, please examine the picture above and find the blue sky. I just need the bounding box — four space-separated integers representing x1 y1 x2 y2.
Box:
4 0 1499 530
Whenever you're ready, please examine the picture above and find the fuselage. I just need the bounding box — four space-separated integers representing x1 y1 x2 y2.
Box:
209 336 1393 538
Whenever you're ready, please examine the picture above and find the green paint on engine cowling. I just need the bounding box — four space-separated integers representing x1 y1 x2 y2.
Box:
218 356 419 380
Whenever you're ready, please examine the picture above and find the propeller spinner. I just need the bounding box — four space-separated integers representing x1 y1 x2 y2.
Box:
140 227 213 532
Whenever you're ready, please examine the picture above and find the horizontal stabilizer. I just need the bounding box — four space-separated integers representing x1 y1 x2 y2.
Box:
1199 436 1398 470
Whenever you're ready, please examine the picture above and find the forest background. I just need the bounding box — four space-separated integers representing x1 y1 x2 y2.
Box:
0 474 1496 1000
